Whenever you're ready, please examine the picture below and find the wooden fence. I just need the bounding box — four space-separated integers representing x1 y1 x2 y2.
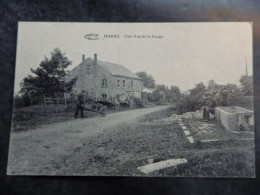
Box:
44 97 68 108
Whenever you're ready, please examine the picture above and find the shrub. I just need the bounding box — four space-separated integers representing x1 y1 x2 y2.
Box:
14 95 31 108
176 93 204 114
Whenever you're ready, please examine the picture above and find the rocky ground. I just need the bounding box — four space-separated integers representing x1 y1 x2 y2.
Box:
7 106 255 177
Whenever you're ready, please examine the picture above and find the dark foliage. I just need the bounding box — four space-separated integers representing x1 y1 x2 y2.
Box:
13 94 31 108
146 84 181 103
18 48 77 106
136 71 156 88
168 85 181 103
176 92 204 114
240 75 253 95
176 80 251 114
176 82 207 113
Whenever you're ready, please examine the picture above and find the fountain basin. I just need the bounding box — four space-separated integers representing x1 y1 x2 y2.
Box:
215 106 254 130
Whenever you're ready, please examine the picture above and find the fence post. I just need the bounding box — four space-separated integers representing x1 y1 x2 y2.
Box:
43 96 46 114
65 96 67 110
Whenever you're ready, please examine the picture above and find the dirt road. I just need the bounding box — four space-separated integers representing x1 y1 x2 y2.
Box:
7 105 169 175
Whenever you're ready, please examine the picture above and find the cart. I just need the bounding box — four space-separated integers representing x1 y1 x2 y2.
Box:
83 98 107 117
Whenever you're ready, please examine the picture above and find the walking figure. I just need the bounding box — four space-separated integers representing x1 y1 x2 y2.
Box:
75 90 85 118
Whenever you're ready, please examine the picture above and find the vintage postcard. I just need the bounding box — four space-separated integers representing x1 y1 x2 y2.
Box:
7 22 254 177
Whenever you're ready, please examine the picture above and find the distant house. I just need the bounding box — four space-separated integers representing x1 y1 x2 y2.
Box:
65 54 144 100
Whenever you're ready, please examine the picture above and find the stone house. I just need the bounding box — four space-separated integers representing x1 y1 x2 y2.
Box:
65 54 144 100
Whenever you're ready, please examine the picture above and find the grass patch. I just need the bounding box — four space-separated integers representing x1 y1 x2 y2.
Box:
139 106 176 122
167 149 255 177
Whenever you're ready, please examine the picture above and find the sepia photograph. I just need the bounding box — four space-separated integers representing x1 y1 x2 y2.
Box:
7 22 254 177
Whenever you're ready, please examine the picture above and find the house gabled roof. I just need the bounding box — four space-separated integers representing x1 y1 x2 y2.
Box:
67 57 142 80
85 58 141 80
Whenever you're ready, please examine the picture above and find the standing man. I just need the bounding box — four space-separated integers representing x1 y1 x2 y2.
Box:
220 87 229 107
202 91 220 121
75 90 85 118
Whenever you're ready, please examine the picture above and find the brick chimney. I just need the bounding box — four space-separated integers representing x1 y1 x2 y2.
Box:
82 54 85 63
94 53 97 65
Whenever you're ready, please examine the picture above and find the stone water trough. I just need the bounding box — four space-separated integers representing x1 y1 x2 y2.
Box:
215 106 254 130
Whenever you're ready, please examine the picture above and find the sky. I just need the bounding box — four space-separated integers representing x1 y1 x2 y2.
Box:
14 22 252 93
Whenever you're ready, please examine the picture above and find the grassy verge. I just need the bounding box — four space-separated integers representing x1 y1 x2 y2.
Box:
138 105 176 122
166 148 255 177
62 111 254 177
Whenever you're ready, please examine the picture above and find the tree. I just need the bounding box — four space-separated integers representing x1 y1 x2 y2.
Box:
136 71 156 88
156 84 167 91
168 85 181 103
239 75 253 96
20 48 77 101
177 82 207 111
225 83 242 96
189 82 206 97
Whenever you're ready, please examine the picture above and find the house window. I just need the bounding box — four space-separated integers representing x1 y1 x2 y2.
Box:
86 67 90 74
117 79 120 87
123 79 126 87
131 80 133 89
102 79 107 87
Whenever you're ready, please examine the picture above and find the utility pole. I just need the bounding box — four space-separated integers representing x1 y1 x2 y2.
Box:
245 56 248 76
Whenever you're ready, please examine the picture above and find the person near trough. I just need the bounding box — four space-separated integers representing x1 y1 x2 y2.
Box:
202 91 221 121
202 87 235 121
220 87 229 107
74 90 85 118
